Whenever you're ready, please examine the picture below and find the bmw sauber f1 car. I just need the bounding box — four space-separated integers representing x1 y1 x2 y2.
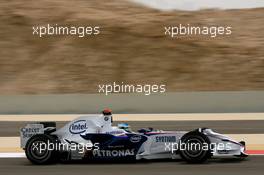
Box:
20 109 248 164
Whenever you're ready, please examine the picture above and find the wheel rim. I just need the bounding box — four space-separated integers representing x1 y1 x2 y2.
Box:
183 137 206 158
30 140 50 160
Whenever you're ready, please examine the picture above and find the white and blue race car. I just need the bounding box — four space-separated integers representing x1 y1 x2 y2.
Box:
20 109 248 164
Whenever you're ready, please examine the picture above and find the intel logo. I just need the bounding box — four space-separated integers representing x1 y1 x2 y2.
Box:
130 135 141 143
69 120 88 134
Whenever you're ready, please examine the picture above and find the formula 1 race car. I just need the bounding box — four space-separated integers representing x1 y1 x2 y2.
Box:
20 109 248 164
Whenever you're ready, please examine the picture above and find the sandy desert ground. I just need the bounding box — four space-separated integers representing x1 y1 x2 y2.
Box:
0 0 263 94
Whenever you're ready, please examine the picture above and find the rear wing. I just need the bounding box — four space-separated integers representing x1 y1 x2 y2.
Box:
20 122 56 149
20 123 44 149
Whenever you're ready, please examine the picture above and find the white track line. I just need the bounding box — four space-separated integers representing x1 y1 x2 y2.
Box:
1 113 264 121
0 153 25 158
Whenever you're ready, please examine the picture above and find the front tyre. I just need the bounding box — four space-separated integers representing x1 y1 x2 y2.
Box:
179 131 211 163
25 134 59 164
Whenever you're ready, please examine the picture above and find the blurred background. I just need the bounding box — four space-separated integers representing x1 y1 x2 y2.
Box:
0 0 264 114
0 0 263 95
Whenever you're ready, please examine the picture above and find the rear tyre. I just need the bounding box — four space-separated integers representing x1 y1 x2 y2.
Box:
179 131 211 163
25 134 59 164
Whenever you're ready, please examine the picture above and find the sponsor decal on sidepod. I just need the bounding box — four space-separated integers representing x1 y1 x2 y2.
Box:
69 120 88 134
93 149 135 157
130 135 142 143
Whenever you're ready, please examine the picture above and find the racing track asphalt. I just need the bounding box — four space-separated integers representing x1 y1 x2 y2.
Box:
0 121 264 174
1 120 264 136
0 156 263 175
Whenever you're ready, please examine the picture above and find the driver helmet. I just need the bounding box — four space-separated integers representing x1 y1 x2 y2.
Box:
118 123 131 132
